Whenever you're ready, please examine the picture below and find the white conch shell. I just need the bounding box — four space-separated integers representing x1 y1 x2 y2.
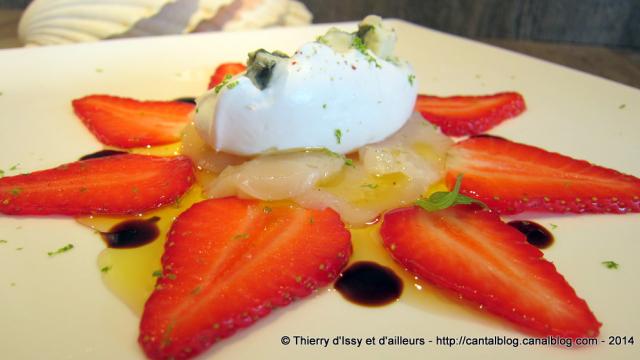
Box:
19 0 173 45
18 0 312 46
115 0 234 38
193 0 310 32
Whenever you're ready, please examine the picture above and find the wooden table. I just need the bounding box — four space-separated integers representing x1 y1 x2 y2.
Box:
1 9 638 89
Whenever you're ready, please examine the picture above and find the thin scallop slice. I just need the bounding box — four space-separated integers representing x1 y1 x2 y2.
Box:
297 113 453 226
205 150 345 200
295 165 428 227
180 122 247 173
359 112 453 176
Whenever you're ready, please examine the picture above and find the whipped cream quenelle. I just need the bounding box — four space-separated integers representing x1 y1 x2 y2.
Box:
195 16 418 156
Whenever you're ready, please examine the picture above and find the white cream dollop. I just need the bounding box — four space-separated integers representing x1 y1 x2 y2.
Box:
195 19 417 156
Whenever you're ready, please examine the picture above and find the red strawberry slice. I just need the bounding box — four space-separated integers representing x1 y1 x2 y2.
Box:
415 92 526 136
139 198 351 360
207 62 247 89
381 205 601 338
0 154 194 216
445 136 640 214
72 95 194 148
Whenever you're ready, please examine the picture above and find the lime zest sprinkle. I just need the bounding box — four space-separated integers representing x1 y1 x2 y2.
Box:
334 129 342 144
214 74 233 94
233 233 250 240
48 244 74 257
352 36 381 68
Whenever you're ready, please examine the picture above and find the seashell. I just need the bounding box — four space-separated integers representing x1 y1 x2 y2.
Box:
193 0 309 32
18 0 313 47
116 0 234 38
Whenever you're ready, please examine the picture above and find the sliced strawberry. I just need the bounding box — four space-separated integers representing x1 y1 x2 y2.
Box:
139 198 351 360
415 92 526 136
381 205 601 338
446 136 640 214
0 154 194 216
72 95 194 148
207 62 247 89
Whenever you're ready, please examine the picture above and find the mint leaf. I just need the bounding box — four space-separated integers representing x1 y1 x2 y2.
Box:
415 174 487 212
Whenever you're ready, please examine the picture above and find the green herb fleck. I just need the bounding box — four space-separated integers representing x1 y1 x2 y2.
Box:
316 35 329 45
415 174 487 212
152 270 163 277
195 107 200 114
166 273 177 280
172 197 182 209
334 129 342 144
361 183 379 189
0 169 4 178
602 260 619 269
619 104 626 109
549 223 558 230
408 74 416 86
162 320 176 347
47 244 74 257
10 187 21 196
233 233 250 240
0 239 7 244
191 285 202 295
226 81 239 90
263 206 272 214
215 74 233 94
100 265 112 273
321 148 341 158
321 148 354 168
16 247 23 251
9 163 19 171
322 103 327 109
352 37 381 68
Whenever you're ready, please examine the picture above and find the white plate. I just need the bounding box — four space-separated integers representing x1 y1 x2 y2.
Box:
1 20 639 360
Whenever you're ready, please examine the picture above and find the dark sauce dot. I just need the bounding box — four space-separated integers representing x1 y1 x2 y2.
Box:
174 97 196 104
101 216 161 249
335 261 403 306
507 220 554 249
470 134 508 141
79 150 127 161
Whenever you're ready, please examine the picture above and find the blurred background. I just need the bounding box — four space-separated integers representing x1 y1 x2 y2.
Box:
1 0 638 88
